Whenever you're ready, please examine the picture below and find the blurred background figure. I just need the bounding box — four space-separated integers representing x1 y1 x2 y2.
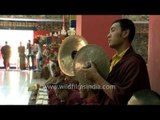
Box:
34 38 43 71
18 41 26 70
26 40 35 69
1 41 11 70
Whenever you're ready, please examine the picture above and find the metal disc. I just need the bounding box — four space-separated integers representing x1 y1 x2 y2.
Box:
73 44 110 85
58 35 88 76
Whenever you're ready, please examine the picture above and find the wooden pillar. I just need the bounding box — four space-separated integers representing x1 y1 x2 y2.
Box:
148 15 160 94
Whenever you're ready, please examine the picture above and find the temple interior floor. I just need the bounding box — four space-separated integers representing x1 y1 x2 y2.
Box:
0 69 46 105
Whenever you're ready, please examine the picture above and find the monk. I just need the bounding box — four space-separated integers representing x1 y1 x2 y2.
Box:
48 88 61 105
45 61 61 86
79 18 151 105
47 63 67 105
1 41 11 69
46 62 60 105
18 41 26 70
80 87 100 105
54 79 82 105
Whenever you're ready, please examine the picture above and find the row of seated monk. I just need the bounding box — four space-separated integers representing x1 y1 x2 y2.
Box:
43 61 160 105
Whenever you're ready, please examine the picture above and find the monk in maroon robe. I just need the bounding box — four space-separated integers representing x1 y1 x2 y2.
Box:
64 89 82 105
47 64 62 105
1 41 11 69
80 88 100 105
18 41 26 70
79 18 151 105
55 79 82 105
48 89 61 105
100 47 150 105
48 69 82 105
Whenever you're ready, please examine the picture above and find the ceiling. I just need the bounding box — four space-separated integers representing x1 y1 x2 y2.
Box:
0 15 65 22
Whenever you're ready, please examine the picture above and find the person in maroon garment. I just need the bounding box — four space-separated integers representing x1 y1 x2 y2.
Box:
48 68 81 105
48 89 61 105
45 61 62 86
54 79 82 105
18 41 26 70
80 88 100 105
1 41 11 69
47 62 62 105
79 18 151 105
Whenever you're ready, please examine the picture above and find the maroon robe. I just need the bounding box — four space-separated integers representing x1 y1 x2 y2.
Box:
1 45 11 68
48 85 82 105
48 88 56 98
48 89 61 105
18 46 26 69
65 90 82 105
82 94 100 105
100 47 151 105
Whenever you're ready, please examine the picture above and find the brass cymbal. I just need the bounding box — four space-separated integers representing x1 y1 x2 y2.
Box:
128 89 160 105
58 35 88 76
73 44 110 85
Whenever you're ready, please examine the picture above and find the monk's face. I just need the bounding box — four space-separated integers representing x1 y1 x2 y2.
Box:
107 22 125 48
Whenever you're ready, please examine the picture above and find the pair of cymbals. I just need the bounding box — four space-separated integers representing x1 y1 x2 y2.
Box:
58 35 109 85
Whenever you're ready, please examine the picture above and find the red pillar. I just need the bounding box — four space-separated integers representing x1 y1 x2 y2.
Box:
148 16 160 94
76 15 122 59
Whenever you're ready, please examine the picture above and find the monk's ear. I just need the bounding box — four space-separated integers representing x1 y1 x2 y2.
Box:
122 29 130 39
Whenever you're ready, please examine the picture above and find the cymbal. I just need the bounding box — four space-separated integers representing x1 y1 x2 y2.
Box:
128 89 160 105
73 44 110 85
58 35 88 76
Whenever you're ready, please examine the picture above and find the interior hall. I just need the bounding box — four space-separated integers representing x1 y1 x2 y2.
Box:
0 15 159 105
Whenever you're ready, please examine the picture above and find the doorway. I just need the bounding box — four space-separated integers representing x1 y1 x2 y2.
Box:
0 29 33 68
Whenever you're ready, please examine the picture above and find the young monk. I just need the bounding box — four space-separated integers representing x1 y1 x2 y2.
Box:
54 78 82 105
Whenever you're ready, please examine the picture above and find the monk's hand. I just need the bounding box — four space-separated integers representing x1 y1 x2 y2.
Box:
80 61 98 82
